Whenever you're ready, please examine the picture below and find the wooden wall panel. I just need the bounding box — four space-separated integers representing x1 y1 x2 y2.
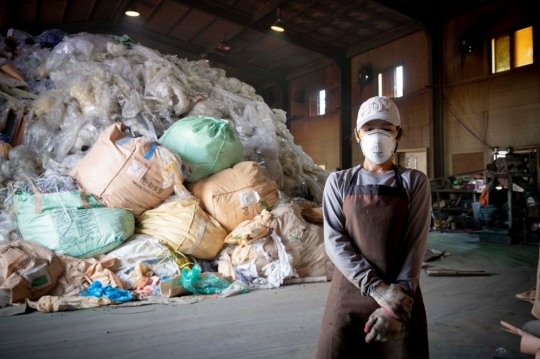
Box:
442 1 540 180
289 63 342 171
288 0 539 190
452 152 485 176
290 115 340 171
350 31 431 170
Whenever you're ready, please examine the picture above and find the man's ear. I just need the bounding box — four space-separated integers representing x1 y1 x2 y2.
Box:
354 129 360 143
395 127 402 140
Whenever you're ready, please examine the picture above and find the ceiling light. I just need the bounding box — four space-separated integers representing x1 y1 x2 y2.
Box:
125 4 140 17
271 19 285 32
218 41 231 52
271 8 285 32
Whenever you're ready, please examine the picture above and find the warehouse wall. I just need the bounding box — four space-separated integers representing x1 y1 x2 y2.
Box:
289 0 539 186
289 66 341 172
349 31 431 173
441 0 540 179
289 31 432 175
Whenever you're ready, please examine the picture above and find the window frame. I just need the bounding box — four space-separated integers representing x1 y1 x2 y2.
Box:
308 88 328 117
377 64 404 98
317 89 326 116
491 25 534 74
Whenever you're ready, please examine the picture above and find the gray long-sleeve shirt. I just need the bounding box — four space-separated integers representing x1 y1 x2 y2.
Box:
322 165 432 296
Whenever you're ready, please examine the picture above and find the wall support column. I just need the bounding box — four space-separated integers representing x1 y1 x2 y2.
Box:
335 54 352 170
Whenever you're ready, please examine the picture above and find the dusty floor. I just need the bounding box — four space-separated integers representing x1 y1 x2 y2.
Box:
0 231 538 359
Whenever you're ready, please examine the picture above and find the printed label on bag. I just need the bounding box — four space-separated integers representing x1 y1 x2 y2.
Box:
126 160 147 179
237 190 260 207
2 247 27 270
7 247 34 274
51 208 100 250
22 262 52 289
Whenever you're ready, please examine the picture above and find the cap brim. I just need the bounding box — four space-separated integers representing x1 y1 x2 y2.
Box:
357 113 399 129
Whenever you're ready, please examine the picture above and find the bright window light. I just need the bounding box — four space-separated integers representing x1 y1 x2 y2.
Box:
492 26 534 73
318 89 326 115
395 65 403 97
377 65 403 98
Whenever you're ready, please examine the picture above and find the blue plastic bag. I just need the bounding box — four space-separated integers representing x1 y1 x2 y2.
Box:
81 281 133 303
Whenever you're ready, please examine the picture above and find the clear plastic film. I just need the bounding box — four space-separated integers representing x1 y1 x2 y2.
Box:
2 30 329 208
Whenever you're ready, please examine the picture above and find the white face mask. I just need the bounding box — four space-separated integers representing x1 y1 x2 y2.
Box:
359 129 397 164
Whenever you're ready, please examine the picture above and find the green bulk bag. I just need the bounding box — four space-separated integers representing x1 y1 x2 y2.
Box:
15 184 135 259
159 116 243 182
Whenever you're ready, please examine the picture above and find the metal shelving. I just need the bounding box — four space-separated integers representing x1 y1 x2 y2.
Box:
431 188 478 232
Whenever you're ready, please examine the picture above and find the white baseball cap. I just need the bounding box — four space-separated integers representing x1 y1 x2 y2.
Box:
356 96 401 130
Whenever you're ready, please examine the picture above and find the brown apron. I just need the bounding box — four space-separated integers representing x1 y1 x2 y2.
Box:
316 166 428 359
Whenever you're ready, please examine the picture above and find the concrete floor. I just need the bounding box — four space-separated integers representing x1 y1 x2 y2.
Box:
0 232 538 359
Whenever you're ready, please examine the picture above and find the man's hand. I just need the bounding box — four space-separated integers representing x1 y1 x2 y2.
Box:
370 282 413 322
364 308 404 343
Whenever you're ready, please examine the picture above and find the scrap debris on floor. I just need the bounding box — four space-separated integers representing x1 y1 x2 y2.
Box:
426 267 490 276
0 28 333 312
423 245 491 276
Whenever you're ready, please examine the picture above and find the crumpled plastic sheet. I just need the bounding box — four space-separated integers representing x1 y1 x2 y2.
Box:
181 264 232 295
0 209 17 242
255 231 296 288
81 280 133 303
1 30 329 206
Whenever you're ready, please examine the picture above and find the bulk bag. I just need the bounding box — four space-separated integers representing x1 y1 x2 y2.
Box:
159 116 243 182
0 140 11 159
70 123 183 217
15 182 135 259
137 198 227 260
188 161 279 232
269 203 334 279
0 239 64 303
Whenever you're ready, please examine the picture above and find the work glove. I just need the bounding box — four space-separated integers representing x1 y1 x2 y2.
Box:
364 308 404 343
370 282 413 322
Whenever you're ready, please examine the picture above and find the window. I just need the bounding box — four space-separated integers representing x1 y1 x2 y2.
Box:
492 26 533 73
317 89 326 115
308 89 328 116
308 87 339 117
377 65 403 98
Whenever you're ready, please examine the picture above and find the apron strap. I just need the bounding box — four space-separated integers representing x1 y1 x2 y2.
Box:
392 164 410 205
348 165 410 205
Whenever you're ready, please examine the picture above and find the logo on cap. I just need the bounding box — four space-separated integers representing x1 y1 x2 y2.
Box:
356 96 400 129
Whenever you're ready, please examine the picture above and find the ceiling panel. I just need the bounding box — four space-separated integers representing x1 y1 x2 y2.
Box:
1 0 491 100
39 1 67 25
145 2 189 34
